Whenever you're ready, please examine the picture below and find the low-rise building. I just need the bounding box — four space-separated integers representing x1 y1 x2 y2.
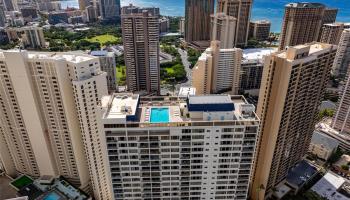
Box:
312 172 350 200
48 12 69 25
309 131 339 160
316 122 350 152
333 154 350 176
10 175 91 200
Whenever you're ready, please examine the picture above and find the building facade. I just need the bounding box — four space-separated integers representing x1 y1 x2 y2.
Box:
217 0 253 47
0 51 105 191
323 8 338 24
279 3 336 50
332 65 350 135
210 12 236 49
239 48 276 95
249 20 271 41
121 4 160 95
308 131 339 161
184 0 214 44
91 51 117 93
99 94 260 200
251 42 337 200
332 29 350 78
99 0 120 21
193 41 242 95
6 26 46 49
320 23 350 45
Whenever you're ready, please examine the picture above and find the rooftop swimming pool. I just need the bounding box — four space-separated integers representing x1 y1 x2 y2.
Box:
43 192 61 200
150 107 169 123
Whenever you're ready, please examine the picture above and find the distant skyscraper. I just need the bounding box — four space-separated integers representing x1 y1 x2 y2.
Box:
320 23 350 45
0 51 104 191
91 50 117 92
85 5 98 23
217 0 253 47
185 0 214 48
78 0 89 11
249 20 271 41
3 0 16 11
193 41 242 94
99 93 260 200
332 29 350 78
251 42 337 200
6 26 46 49
99 0 120 21
121 4 160 94
279 3 337 50
332 67 350 136
0 6 6 27
323 7 338 24
211 12 236 49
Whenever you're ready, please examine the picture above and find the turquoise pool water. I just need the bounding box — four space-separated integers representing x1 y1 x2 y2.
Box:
150 108 169 123
43 192 60 200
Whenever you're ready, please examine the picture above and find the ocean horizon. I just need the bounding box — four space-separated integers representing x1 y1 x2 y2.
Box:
59 0 350 32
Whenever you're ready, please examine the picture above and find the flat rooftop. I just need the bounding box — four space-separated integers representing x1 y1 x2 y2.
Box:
312 172 349 200
243 48 276 61
0 50 96 64
286 160 318 188
178 87 196 97
286 2 325 8
101 94 259 126
277 42 336 60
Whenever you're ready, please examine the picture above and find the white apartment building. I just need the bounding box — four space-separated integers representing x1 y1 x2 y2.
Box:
193 41 242 95
332 29 350 78
0 50 112 199
99 93 260 200
240 48 276 95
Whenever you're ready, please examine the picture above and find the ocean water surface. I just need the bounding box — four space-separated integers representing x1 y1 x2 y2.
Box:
59 0 350 32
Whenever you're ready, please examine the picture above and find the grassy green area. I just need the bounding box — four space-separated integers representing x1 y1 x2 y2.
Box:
165 67 174 74
86 34 121 46
116 65 126 86
10 175 33 190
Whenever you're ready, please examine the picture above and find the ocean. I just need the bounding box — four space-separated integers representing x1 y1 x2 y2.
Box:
59 0 350 32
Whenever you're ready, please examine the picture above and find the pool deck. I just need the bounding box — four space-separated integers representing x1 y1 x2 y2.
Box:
140 106 184 123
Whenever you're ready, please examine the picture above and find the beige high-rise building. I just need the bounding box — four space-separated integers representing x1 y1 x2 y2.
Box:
279 3 337 50
192 41 242 95
210 12 236 49
0 50 113 199
121 4 160 95
251 42 337 200
332 67 350 135
217 0 253 47
332 29 350 78
185 0 214 47
249 20 271 41
320 23 350 45
0 50 110 191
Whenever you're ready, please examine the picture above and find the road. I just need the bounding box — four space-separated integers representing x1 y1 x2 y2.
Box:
176 48 192 89
160 48 193 96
